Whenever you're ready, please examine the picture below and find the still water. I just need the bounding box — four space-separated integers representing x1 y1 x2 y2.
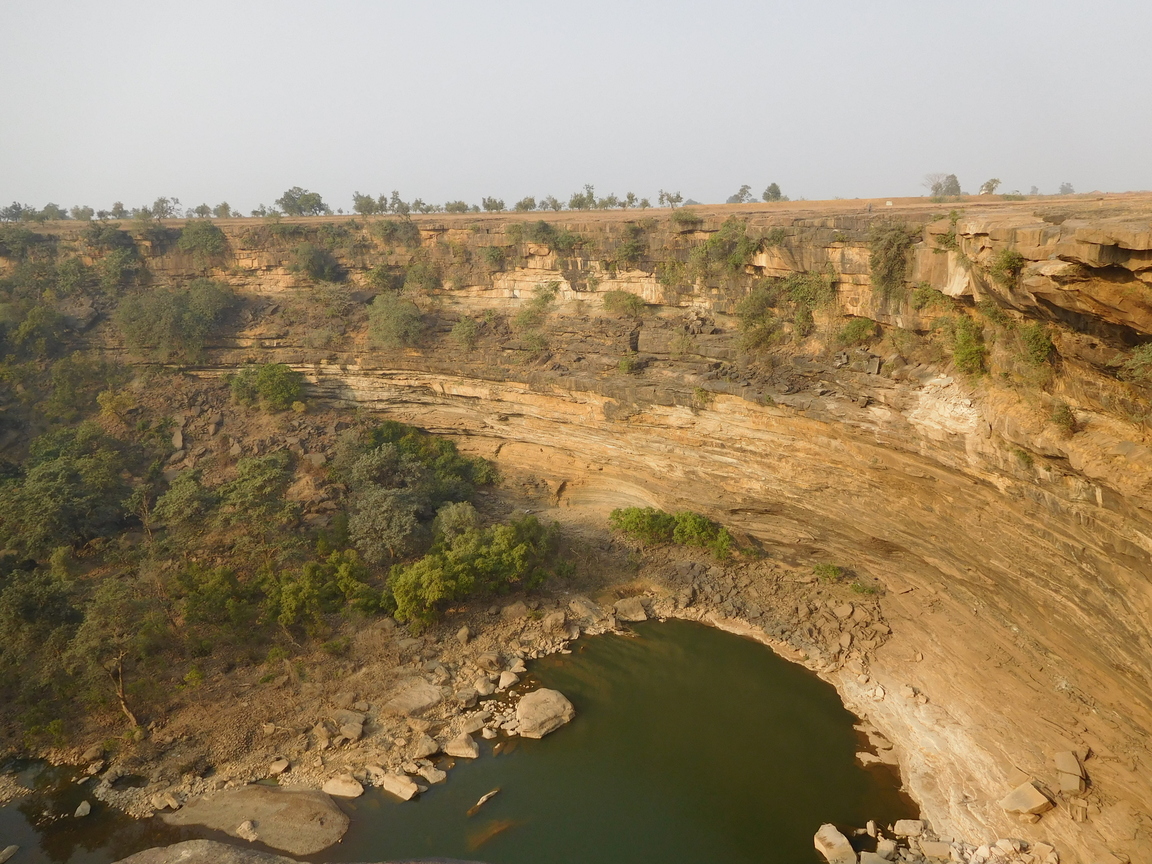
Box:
0 620 914 863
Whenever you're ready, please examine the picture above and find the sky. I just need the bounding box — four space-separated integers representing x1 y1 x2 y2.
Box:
2 0 1150 214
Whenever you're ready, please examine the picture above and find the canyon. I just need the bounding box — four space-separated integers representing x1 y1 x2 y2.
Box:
5 194 1152 864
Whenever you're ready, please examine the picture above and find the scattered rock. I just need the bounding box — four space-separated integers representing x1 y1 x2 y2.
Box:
481 728 497 740
474 677 496 697
893 819 924 837
456 625 471 645
568 596 602 621
498 671 520 690
876 837 896 860
321 775 363 798
476 652 502 672
1057 771 1086 794
235 821 259 842
417 765 447 784
813 823 856 864
381 679 443 716
501 601 528 619
412 734 439 759
516 688 576 739
614 596 648 622
0 847 17 864
832 603 854 619
859 853 886 864
268 759 289 776
918 840 952 859
74 800 91 817
998 781 1054 815
380 772 420 801
444 734 480 759
82 744 105 762
1054 750 1084 777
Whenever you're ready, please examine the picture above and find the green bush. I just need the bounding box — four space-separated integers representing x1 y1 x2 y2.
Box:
1112 343 1152 384
618 355 642 374
513 282 558 331
404 260 441 292
291 242 345 282
602 290 646 316
613 224 646 267
1051 401 1076 433
481 246 506 268
735 284 781 352
452 317 479 350
689 217 760 283
229 363 304 411
836 317 878 346
671 209 702 227
813 563 844 582
608 507 733 558
177 220 227 262
368 293 425 347
868 223 919 301
388 516 563 623
912 283 951 310
114 279 236 362
372 220 422 247
989 248 1026 287
950 316 986 374
1019 323 1053 365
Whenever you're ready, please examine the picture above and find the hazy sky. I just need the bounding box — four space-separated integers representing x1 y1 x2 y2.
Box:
3 0 1149 213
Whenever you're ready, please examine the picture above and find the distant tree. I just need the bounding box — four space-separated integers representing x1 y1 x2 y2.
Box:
352 191 380 215
924 174 961 198
568 185 595 210
1028 186 1039 196
276 187 330 216
727 184 754 204
38 203 69 221
177 218 228 262
596 193 620 209
110 202 129 218
149 197 182 219
388 191 411 218
368 293 425 347
979 178 1002 195
514 196 537 212
1 202 28 222
622 192 638 209
540 195 562 211
1058 182 1075 195
444 200 471 213
639 198 651 209
657 190 683 208
69 205 94 221
762 183 785 202
482 197 505 212
191 203 212 218
212 202 233 218
114 278 236 362
348 487 421 563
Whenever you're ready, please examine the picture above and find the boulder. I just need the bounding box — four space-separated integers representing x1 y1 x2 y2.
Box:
444 733 480 759
235 821 258 842
568 596 602 621
112 839 320 864
1058 771 1086 794
813 823 857 864
163 785 350 855
418 765 447 784
859 854 887 864
474 677 496 697
892 819 924 837
998 781 1054 814
268 758 289 776
875 838 896 860
456 625 471 645
0 847 17 864
74 800 91 817
542 610 567 634
476 651 502 672
321 774 363 798
497 671 520 690
614 596 647 622
501 601 528 619
516 688 576 738
1054 750 1084 777
412 734 439 759
381 679 443 716
918 840 952 859
378 773 419 801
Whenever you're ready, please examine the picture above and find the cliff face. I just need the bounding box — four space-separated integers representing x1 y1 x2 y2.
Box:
9 195 1152 862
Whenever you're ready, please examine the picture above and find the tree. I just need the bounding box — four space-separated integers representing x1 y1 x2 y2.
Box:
0 202 28 222
979 178 1002 195
368 293 425 347
352 191 380 215
114 279 236 362
569 185 595 210
110 202 129 219
276 187 330 216
229 363 304 411
924 174 961 197
148 197 182 219
39 203 69 221
657 190 683 208
388 191 411 218
1058 182 1075 195
69 205 94 221
514 196 537 212
348 486 421 563
481 197 505 212
444 200 470 213
727 184 754 204
212 202 233 218
622 192 638 209
191 203 212 218
762 183 785 202
540 195 562 211
177 218 228 261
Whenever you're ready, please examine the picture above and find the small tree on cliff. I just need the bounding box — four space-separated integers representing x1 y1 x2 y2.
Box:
276 187 331 216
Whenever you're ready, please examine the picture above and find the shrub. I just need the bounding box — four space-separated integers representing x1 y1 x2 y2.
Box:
602 290 646 316
813 563 844 582
836 317 878 346
912 283 951 310
989 248 1026 287
868 223 918 301
229 363 304 411
403 260 441 292
671 208 702 228
618 354 642 374
513 282 558 331
950 316 986 374
1019 323 1053 365
689 217 761 282
114 279 236 362
388 516 563 623
671 511 732 558
291 243 344 282
1112 343 1152 384
365 264 404 293
372 220 422 247
608 507 732 558
368 293 425 347
1051 401 1076 433
735 284 781 352
177 220 227 262
452 317 479 350
481 246 506 268
613 224 646 267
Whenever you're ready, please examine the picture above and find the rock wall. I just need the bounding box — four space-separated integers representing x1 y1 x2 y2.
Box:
10 194 1152 863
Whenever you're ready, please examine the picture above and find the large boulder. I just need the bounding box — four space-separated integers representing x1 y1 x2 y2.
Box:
378 773 420 801
998 781 1055 814
814 823 857 864
115 839 489 863
444 733 480 759
515 688 576 738
614 596 647 622
321 774 364 798
162 785 349 856
381 679 443 716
